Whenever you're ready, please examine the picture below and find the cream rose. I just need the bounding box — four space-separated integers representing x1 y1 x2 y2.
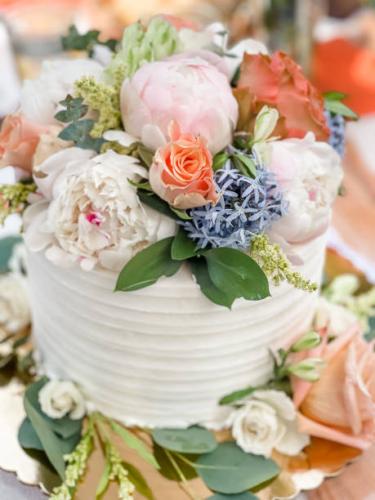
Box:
24 149 176 271
228 390 310 457
38 380 85 420
0 274 30 333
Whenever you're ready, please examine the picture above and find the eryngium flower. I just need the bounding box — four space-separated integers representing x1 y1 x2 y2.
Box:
181 163 287 250
325 111 345 157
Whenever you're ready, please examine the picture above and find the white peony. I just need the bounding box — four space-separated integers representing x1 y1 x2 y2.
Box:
228 390 310 457
38 380 86 419
20 59 103 125
267 133 343 243
0 274 30 333
24 149 176 271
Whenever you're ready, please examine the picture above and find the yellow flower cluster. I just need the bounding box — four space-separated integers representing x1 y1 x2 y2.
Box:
250 234 318 292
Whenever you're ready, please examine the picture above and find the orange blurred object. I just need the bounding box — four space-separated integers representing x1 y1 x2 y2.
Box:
313 38 375 116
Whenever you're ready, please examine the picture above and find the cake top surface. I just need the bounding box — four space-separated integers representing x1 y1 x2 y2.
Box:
0 15 354 307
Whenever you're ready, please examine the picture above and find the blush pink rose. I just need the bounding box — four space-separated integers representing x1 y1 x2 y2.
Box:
0 114 43 173
149 121 218 209
121 54 238 154
234 51 329 141
293 325 375 450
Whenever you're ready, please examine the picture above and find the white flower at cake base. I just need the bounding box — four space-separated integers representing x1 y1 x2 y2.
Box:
266 133 343 243
39 380 86 419
20 59 103 126
24 149 176 271
228 390 310 457
0 274 30 334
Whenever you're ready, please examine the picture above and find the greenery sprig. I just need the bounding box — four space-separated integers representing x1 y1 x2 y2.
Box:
324 91 358 120
61 25 118 57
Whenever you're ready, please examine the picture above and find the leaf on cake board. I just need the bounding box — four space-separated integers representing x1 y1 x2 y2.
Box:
153 444 198 481
196 442 279 495
152 426 218 454
115 237 182 292
190 257 236 309
205 248 271 302
110 420 159 469
123 460 155 500
95 455 111 498
207 492 259 499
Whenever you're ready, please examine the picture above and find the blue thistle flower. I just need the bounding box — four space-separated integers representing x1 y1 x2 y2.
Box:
181 163 287 250
325 111 345 157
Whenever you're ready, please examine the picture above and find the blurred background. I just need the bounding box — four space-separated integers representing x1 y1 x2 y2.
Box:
0 0 374 282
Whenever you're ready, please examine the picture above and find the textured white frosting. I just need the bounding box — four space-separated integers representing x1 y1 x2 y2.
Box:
27 234 326 429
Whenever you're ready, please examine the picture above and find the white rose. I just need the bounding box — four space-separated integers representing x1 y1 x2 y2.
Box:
0 274 30 333
228 390 310 457
24 149 176 271
315 297 358 336
267 133 343 243
38 380 85 419
20 59 103 125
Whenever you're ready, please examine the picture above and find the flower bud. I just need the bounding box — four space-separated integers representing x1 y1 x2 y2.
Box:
287 358 325 382
291 331 321 353
253 105 279 143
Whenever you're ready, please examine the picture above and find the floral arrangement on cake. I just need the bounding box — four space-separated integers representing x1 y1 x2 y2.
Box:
0 15 356 308
1 14 372 500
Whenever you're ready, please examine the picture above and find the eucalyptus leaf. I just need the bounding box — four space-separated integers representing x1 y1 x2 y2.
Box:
62 25 117 55
197 442 279 494
219 386 256 406
365 316 375 342
0 235 23 273
152 426 217 454
207 493 258 500
205 248 270 302
58 119 105 152
110 421 159 469
190 258 236 308
123 461 155 500
18 418 44 451
153 445 198 481
137 191 180 221
171 228 197 261
55 95 88 123
116 238 182 292
324 99 358 120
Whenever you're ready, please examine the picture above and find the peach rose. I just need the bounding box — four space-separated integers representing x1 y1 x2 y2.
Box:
0 114 43 173
234 51 330 141
149 121 218 209
293 325 375 450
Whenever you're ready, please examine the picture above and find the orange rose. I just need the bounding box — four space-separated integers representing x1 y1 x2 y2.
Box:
149 121 218 209
234 51 330 141
0 113 43 174
293 325 375 450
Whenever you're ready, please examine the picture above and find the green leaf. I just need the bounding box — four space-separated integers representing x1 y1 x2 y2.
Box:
171 228 197 261
123 461 155 500
18 418 44 451
128 179 153 192
0 235 23 273
137 143 155 168
219 386 256 406
213 152 229 172
110 421 159 469
190 258 236 308
61 25 117 55
205 248 270 302
323 91 347 101
137 191 180 221
207 493 258 500
235 154 257 178
153 445 198 481
116 238 182 292
55 95 88 123
96 457 111 498
170 207 192 220
197 442 279 494
152 426 217 454
58 119 105 152
24 387 66 479
324 99 358 120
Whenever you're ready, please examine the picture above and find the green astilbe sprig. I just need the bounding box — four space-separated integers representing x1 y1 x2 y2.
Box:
106 441 135 500
0 183 36 224
74 77 122 138
250 234 318 292
50 421 95 500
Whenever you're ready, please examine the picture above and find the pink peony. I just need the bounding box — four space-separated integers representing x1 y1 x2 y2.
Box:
121 53 238 154
149 121 218 209
293 325 375 450
0 114 44 174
